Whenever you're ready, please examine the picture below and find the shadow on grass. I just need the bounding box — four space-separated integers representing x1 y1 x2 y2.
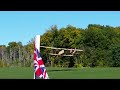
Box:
48 68 78 72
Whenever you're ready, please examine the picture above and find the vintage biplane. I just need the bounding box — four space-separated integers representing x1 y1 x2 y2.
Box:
40 46 83 57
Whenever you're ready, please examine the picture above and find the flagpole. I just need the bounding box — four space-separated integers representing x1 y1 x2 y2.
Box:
36 35 40 52
34 35 40 79
34 71 35 79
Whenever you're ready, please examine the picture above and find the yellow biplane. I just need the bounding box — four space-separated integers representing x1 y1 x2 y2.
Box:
40 46 83 57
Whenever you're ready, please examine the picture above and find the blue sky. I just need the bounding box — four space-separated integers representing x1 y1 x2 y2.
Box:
0 11 120 46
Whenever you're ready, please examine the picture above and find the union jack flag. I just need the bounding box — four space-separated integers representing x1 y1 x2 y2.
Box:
33 41 49 79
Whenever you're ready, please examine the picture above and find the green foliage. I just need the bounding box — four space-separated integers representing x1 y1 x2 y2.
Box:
108 44 120 67
25 59 33 67
0 60 8 67
12 59 19 66
74 63 83 68
0 60 4 67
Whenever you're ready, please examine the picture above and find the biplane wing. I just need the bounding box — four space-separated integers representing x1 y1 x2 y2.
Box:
40 46 83 51
49 53 74 56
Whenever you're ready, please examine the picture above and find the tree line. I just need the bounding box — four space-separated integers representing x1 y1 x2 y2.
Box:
0 24 120 67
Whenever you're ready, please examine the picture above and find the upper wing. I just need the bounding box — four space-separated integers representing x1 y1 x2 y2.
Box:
40 46 83 52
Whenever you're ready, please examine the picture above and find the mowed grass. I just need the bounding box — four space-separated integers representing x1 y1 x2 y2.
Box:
0 67 120 79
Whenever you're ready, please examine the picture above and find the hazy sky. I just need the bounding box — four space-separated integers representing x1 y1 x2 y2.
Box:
0 11 120 46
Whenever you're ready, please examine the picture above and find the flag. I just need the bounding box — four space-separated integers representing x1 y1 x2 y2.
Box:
33 35 49 79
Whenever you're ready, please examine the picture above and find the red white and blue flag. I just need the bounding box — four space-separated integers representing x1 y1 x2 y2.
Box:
33 35 49 79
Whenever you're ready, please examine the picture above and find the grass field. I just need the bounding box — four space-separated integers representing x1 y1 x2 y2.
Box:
0 67 120 79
